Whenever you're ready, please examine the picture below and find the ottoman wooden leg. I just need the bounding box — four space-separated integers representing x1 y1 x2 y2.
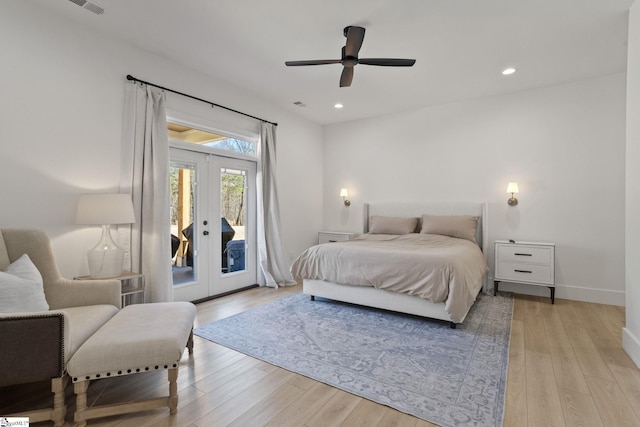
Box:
187 329 194 355
168 367 179 415
74 380 90 427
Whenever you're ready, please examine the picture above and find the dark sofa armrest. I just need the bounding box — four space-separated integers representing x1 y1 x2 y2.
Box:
0 312 65 387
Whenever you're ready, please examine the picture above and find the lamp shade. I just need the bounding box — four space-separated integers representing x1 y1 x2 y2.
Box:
76 194 135 225
340 188 349 198
506 182 519 194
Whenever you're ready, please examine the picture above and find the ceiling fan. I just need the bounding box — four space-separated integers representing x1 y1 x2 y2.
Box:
285 26 416 88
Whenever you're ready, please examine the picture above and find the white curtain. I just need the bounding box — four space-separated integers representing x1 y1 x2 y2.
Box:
119 83 173 302
256 123 296 288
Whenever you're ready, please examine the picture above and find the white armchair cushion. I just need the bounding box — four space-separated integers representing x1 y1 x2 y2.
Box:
0 254 49 313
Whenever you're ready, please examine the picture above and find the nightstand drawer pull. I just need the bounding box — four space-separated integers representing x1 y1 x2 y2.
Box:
514 269 532 273
328 240 337 242
514 253 532 256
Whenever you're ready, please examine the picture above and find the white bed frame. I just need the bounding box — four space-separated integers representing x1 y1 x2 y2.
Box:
303 201 488 327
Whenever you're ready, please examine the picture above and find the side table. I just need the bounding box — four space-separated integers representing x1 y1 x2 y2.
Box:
494 240 555 303
318 231 359 244
75 271 145 307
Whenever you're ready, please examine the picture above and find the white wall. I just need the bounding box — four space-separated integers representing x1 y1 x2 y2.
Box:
323 73 627 305
624 1 640 367
0 1 323 278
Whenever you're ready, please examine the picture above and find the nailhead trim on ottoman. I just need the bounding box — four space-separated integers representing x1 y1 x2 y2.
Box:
67 302 196 427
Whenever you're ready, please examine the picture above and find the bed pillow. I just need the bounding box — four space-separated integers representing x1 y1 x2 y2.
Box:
0 254 49 313
368 216 419 234
420 214 479 243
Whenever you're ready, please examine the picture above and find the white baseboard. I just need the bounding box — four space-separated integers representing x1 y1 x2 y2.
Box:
490 277 625 306
623 328 640 369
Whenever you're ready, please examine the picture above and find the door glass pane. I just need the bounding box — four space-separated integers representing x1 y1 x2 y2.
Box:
170 163 196 285
221 168 246 274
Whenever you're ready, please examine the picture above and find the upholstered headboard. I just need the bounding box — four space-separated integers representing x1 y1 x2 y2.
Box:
362 202 488 255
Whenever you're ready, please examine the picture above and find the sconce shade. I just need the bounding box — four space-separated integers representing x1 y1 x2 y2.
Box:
340 188 351 207
506 182 519 206
76 194 136 225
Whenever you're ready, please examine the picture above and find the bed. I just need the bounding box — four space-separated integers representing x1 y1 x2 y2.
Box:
292 202 489 327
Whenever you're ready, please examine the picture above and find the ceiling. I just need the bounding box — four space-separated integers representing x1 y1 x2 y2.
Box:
38 0 633 125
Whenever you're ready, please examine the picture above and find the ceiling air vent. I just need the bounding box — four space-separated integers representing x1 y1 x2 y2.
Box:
68 0 105 15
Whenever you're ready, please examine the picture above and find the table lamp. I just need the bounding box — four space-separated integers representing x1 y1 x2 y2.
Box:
76 193 136 278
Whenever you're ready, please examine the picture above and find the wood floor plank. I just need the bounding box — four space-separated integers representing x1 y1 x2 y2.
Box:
264 381 338 427
592 303 625 346
194 369 296 426
585 375 640 427
226 383 306 427
285 372 319 391
303 389 362 427
567 327 614 380
525 350 565 427
542 304 589 394
608 363 640 420
555 298 584 332
557 387 604 427
193 353 264 394
338 398 387 427
523 297 550 354
572 302 636 369
503 319 527 427
511 294 525 322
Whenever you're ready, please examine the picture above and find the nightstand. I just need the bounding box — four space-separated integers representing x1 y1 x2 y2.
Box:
494 240 556 303
75 271 145 307
318 231 359 244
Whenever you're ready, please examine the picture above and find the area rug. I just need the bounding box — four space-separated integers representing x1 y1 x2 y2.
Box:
194 291 513 427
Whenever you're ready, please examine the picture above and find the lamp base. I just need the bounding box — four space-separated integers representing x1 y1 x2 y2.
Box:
87 225 124 279
508 197 518 206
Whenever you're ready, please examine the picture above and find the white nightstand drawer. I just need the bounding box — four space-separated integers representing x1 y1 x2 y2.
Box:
318 231 358 244
496 262 554 285
496 245 553 265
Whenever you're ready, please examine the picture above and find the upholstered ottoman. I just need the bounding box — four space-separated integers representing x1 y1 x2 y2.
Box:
66 302 196 427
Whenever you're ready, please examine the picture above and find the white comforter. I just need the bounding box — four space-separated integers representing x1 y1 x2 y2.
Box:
291 233 488 323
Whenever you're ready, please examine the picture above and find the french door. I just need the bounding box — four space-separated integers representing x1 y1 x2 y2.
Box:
170 148 257 302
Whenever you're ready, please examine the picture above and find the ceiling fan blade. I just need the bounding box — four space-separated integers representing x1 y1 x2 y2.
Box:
285 59 341 66
340 66 354 87
358 58 416 67
344 26 365 57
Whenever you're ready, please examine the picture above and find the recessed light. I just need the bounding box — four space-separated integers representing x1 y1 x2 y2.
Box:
334 103 344 109
502 67 516 76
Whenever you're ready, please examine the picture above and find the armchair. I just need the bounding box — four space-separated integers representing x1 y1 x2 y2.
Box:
0 229 121 426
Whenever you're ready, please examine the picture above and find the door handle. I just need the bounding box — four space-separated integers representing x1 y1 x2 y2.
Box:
203 230 209 236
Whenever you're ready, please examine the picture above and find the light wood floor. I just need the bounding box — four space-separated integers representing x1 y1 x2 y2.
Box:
2 284 639 427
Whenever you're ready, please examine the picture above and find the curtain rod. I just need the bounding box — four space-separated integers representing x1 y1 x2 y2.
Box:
126 74 277 127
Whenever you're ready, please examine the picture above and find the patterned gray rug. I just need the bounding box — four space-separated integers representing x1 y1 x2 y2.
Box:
194 291 513 427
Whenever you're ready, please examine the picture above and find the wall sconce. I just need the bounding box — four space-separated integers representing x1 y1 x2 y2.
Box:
340 188 351 206
506 182 519 206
